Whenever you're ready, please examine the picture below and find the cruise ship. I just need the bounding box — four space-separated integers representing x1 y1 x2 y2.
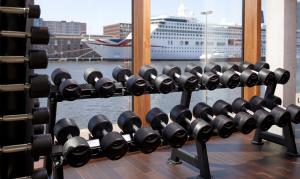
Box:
83 3 267 60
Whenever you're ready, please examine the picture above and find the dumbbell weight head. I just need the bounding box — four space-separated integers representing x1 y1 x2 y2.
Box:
170 105 212 142
274 68 290 84
178 72 199 91
51 68 71 86
250 96 290 127
31 134 52 157
32 168 48 179
213 100 256 134
162 65 181 78
146 108 187 148
112 65 132 82
139 65 158 81
29 50 48 69
255 61 270 71
28 5 41 18
34 125 45 135
30 27 50 44
88 114 128 160
185 63 203 76
286 104 300 124
232 98 274 131
193 102 235 138
220 70 240 89
84 68 103 85
30 74 50 98
54 118 91 167
32 107 50 125
118 111 142 133
204 62 221 73
257 68 275 86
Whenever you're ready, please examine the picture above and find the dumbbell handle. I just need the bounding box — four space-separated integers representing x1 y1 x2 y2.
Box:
183 117 193 125
0 31 31 38
0 113 34 122
160 121 167 128
233 70 242 76
245 108 254 115
124 75 130 81
0 143 31 153
195 72 203 79
206 114 215 122
226 111 236 119
259 106 271 113
0 56 29 63
94 77 100 83
0 6 31 14
174 73 181 79
102 129 109 136
0 84 30 92
132 124 139 132
215 71 223 76
150 74 157 81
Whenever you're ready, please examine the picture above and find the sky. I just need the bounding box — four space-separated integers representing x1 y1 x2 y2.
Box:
35 0 245 34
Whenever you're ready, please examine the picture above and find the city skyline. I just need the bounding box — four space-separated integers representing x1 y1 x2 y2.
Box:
36 0 244 34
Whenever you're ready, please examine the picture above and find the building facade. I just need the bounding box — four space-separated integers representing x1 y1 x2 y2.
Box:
103 23 132 38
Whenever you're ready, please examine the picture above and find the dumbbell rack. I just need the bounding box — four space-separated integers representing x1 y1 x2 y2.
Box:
252 82 299 156
46 72 299 179
0 0 51 179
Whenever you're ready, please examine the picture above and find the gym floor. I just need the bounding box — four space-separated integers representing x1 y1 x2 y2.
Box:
58 126 300 179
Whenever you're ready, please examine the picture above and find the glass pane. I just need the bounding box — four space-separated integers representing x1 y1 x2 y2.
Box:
150 0 243 112
35 0 132 128
297 1 300 106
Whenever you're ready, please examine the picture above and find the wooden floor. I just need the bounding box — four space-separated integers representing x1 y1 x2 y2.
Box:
63 126 300 179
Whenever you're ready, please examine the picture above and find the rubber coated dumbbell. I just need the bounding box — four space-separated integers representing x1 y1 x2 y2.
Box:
146 108 188 148
0 50 48 69
51 68 81 101
185 63 220 90
212 100 257 134
249 96 290 127
0 74 50 98
204 62 240 89
239 62 275 85
170 105 212 142
263 95 300 124
0 107 49 125
0 26 49 44
0 5 41 18
163 64 199 91
193 102 235 138
0 134 52 158
54 118 92 167
112 65 147 96
222 62 258 87
232 98 274 131
88 114 128 160
139 65 174 94
118 111 161 153
13 168 48 179
273 68 290 84
84 68 115 97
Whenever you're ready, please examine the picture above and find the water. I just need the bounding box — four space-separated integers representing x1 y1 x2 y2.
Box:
37 60 299 128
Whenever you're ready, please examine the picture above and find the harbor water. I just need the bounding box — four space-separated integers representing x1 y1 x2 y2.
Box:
37 60 300 128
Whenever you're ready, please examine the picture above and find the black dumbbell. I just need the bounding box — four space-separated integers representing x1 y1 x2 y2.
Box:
51 68 81 101
34 124 45 135
185 63 220 90
0 26 49 44
193 102 235 138
0 50 48 69
212 100 257 134
88 114 128 160
170 105 212 142
139 65 174 94
222 62 258 87
0 107 49 125
239 62 275 85
163 64 199 91
112 65 147 96
204 62 240 89
0 74 50 98
118 111 161 154
146 108 188 148
0 5 41 18
232 98 274 131
54 118 91 167
263 95 300 124
273 68 290 84
13 168 48 179
84 68 115 97
0 134 52 158
249 96 291 127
